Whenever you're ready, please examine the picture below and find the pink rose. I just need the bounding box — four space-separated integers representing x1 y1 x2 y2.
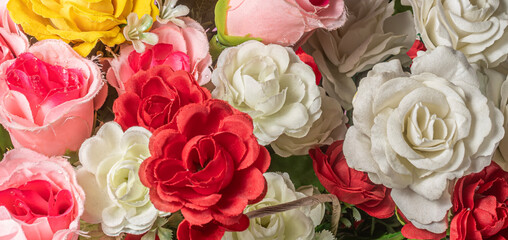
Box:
0 39 107 156
0 148 85 240
218 0 347 46
107 17 212 94
0 0 28 64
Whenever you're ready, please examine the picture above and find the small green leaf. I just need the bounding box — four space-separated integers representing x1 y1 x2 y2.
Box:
141 230 156 240
376 232 405 240
393 0 412 15
0 125 12 159
340 218 352 228
352 207 362 222
157 227 173 240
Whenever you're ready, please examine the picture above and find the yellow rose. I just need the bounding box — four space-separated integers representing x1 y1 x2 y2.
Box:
7 0 159 56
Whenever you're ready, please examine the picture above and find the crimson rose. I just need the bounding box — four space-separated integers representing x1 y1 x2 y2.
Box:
310 140 395 218
113 65 210 131
450 162 508 240
139 99 270 239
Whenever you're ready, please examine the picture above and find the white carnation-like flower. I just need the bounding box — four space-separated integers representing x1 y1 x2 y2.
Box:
306 0 416 109
271 88 348 157
222 172 325 240
314 230 336 240
410 0 508 68
343 46 504 234
212 40 322 145
77 122 167 236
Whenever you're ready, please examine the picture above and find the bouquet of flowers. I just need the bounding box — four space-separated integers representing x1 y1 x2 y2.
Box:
0 0 507 239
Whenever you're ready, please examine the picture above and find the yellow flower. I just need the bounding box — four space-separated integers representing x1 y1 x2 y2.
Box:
7 0 159 56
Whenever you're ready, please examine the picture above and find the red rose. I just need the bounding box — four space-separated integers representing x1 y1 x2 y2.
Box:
310 140 395 218
296 47 322 85
113 65 210 131
450 162 508 240
139 99 270 240
406 39 427 60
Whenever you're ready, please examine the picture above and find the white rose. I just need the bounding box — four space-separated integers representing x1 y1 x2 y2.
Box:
77 122 166 236
306 0 416 109
410 0 508 68
222 172 325 240
343 46 504 233
212 40 322 145
271 88 348 157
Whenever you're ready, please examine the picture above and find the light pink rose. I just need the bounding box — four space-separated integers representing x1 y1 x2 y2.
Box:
0 39 107 156
0 0 28 64
224 0 347 46
0 148 85 240
107 17 212 94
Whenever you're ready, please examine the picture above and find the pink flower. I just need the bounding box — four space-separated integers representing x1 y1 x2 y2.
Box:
0 148 85 240
0 39 107 156
219 0 346 46
107 17 212 94
0 0 29 64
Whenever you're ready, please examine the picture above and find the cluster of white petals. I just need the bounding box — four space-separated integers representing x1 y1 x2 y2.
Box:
410 0 508 68
343 46 504 233
306 0 416 109
271 88 348 157
77 122 166 236
222 172 325 240
212 40 322 146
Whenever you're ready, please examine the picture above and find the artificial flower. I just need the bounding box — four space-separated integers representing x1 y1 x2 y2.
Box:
157 0 189 26
107 17 212 94
7 0 158 56
222 172 325 240
77 122 166 236
450 162 508 239
112 65 210 132
407 39 427 60
215 0 347 47
123 13 159 53
306 0 416 109
271 89 347 157
410 0 508 68
0 40 106 156
399 209 446 240
314 230 336 240
212 40 322 145
139 99 271 239
0 148 85 240
343 46 504 234
0 0 28 64
310 140 395 219
296 47 322 85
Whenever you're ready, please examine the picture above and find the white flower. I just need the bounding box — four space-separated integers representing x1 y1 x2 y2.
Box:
222 172 325 240
343 46 504 234
212 40 322 145
271 88 348 157
314 230 336 240
410 0 508 68
123 13 159 53
157 0 190 26
77 122 167 236
306 0 416 109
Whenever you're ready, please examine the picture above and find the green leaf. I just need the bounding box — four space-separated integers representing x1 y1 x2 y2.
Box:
157 227 173 240
0 125 12 160
214 0 262 47
267 152 324 191
340 218 352 228
393 0 412 15
141 231 156 240
376 232 405 240
352 207 362 222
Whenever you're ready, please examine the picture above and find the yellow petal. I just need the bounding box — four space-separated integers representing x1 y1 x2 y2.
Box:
72 40 98 57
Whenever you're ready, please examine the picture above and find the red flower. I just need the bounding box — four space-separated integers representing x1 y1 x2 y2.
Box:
139 99 270 239
113 65 210 131
450 162 508 240
296 47 322 85
177 220 226 240
310 140 395 218
398 209 447 240
406 39 426 60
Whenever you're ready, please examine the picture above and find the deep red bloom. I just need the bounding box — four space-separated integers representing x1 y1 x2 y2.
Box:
450 162 508 240
310 140 395 219
177 220 226 240
139 99 270 240
296 47 322 85
113 65 210 132
406 40 426 60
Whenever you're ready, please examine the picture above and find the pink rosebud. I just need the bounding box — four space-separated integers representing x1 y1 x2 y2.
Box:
218 0 346 46
0 40 107 156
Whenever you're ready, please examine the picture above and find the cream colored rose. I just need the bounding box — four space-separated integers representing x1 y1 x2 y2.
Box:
306 0 415 109
271 88 348 157
77 122 166 236
343 46 504 233
212 40 322 145
222 172 325 240
410 0 508 68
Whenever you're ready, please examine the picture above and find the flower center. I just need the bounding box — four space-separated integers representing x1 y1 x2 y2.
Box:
0 180 73 225
310 0 329 6
108 159 150 207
